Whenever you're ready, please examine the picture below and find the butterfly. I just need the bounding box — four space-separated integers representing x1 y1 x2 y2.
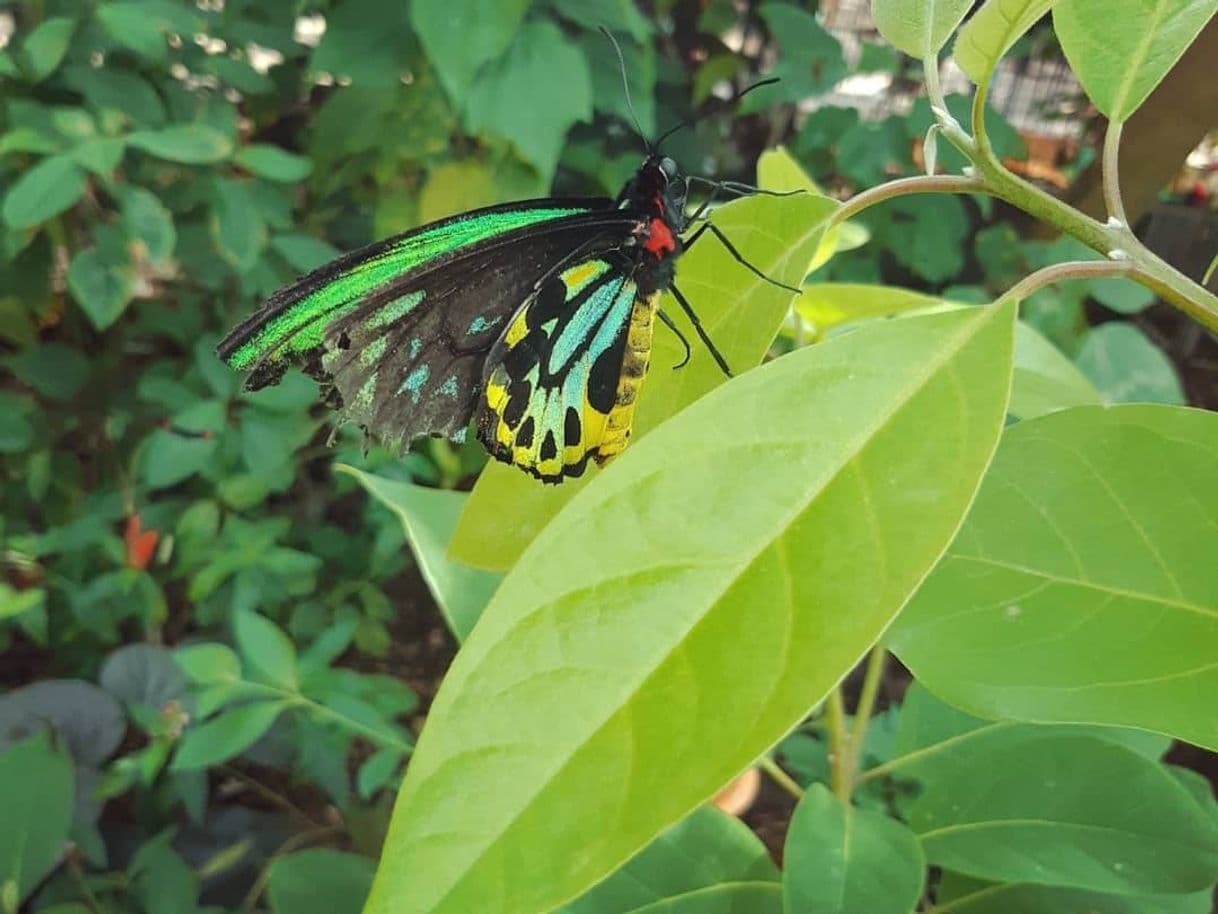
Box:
217 74 790 483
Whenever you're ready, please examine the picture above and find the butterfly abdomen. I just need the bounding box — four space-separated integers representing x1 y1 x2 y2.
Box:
595 290 659 466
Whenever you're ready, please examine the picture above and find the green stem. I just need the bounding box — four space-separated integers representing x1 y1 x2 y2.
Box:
833 175 990 226
926 105 1218 331
1001 259 1136 303
1102 119 1130 229
922 55 948 116
971 78 993 160
844 646 887 786
758 755 804 800
824 687 850 803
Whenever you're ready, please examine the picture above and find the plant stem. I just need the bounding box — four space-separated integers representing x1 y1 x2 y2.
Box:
824 687 850 802
1102 119 1130 229
971 78 993 160
844 646 887 787
833 175 990 226
1001 259 1136 303
758 755 804 800
922 55 948 115
923 101 1218 332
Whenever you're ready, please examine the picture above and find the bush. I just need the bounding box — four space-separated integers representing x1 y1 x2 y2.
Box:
2 2 1217 914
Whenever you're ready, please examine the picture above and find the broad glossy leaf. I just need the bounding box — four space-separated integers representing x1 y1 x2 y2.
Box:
412 0 530 102
756 147 868 272
311 0 413 87
872 0 974 57
235 144 312 182
796 283 948 333
1055 0 1218 121
267 849 375 914
339 466 500 641
783 784 925 914
891 405 1218 749
625 885 782 914
99 644 187 711
0 733 74 908
211 178 267 273
904 726 1218 893
364 301 1016 914
170 700 288 770
233 609 298 690
128 125 233 164
68 247 136 331
935 872 1215 913
120 186 175 264
0 680 124 765
450 193 839 570
463 21 592 182
953 0 1057 84
559 807 777 914
1010 321 1100 419
1075 323 1185 404
2 154 86 229
885 683 1172 764
19 17 74 82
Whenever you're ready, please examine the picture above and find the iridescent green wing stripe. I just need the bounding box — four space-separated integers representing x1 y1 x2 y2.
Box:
218 202 597 372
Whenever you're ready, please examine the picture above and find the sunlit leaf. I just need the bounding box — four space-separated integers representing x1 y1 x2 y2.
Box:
892 405 1218 750
365 302 1015 914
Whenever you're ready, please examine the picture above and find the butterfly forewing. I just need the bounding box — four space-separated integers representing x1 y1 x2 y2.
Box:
216 201 640 452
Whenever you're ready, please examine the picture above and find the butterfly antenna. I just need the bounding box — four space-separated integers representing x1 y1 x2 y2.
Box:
654 76 782 150
599 27 650 153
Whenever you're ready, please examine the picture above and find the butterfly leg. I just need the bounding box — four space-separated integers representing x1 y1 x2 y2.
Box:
656 308 692 369
669 284 733 379
682 221 802 294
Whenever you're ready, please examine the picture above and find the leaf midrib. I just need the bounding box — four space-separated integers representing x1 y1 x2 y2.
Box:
420 305 1010 913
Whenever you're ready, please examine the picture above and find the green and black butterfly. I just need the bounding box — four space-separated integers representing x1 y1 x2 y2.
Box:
217 75 789 483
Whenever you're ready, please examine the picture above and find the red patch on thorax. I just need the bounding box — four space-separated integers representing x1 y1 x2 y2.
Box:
644 216 676 257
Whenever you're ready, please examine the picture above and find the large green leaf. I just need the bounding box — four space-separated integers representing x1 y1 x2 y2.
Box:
338 466 500 642
559 806 777 913
935 872 1215 914
891 405 1218 750
2 154 87 229
623 885 782 913
170 700 288 771
19 17 75 82
363 301 1016 914
1010 320 1101 419
904 724 1218 893
463 21 592 181
953 0 1057 84
412 0 530 102
1075 323 1185 404
0 733 74 909
128 125 233 164
450 192 840 571
783 784 925 914
1054 0 1218 122
311 0 413 87
267 849 375 914
871 0 974 58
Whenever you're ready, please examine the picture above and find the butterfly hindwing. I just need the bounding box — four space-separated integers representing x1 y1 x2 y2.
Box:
476 254 659 482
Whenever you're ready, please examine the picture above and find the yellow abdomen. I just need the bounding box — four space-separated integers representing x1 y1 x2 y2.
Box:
594 291 659 466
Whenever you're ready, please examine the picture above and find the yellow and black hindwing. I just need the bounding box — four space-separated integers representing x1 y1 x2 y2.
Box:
476 254 658 483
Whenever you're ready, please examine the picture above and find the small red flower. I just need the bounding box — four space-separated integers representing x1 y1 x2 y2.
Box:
124 514 159 571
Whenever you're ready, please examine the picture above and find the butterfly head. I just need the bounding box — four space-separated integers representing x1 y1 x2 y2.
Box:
633 153 688 232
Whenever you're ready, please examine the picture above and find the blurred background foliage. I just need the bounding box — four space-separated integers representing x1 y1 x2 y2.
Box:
1 1 1215 912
